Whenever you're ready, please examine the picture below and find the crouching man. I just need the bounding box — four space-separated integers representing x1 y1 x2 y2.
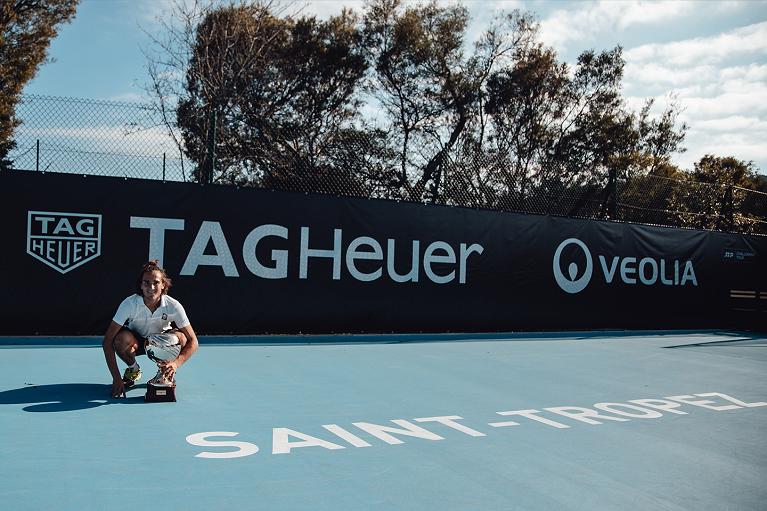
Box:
102 260 199 398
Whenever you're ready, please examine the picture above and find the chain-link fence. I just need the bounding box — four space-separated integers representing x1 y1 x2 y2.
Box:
9 95 187 181
7 94 767 235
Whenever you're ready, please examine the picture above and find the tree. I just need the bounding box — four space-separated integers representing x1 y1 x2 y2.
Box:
0 0 78 169
146 1 287 184
363 0 537 203
482 44 569 210
148 0 693 224
671 154 767 232
484 46 687 218
670 155 765 233
149 1 371 189
360 2 687 214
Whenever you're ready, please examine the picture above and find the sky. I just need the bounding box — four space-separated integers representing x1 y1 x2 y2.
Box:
22 0 767 174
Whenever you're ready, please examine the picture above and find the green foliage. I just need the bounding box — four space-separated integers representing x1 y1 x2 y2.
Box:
364 0 470 201
175 4 370 190
484 44 687 212
691 155 760 188
363 1 539 203
666 155 765 232
0 0 78 169
162 0 766 235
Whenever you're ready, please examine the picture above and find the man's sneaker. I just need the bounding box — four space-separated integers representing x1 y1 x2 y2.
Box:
122 366 141 387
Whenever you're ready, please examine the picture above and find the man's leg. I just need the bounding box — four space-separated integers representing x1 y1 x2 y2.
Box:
113 329 143 386
113 329 142 364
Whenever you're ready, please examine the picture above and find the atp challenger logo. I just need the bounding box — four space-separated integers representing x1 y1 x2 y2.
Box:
27 211 102 274
553 237 698 294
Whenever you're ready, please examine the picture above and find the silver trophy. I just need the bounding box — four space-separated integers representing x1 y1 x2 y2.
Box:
144 332 182 402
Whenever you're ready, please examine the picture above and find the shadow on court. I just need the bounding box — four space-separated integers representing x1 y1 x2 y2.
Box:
0 383 146 412
664 336 767 349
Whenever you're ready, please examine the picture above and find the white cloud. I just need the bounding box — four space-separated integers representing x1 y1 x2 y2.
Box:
291 0 365 19
132 0 181 24
695 116 767 132
720 63 767 81
13 125 177 153
627 65 767 122
625 21 767 66
540 0 692 52
468 1 525 17
625 62 767 105
625 63 719 85
620 20 767 171
654 77 767 169
678 131 767 169
613 0 691 28
681 92 767 119
108 92 151 103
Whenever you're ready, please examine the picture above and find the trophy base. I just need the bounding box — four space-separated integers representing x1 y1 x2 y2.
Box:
145 382 177 403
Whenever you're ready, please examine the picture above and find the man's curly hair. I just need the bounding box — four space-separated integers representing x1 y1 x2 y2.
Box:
136 260 172 296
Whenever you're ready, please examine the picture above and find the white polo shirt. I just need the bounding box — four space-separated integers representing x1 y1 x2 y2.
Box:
112 294 191 338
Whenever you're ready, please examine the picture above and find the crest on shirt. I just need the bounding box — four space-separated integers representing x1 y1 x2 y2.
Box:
27 211 102 274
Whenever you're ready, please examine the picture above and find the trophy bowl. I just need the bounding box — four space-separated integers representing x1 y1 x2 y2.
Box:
145 332 182 364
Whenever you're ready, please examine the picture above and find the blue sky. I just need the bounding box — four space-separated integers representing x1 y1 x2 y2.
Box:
23 0 767 173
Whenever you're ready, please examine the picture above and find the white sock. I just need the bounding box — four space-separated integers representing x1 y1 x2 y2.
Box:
128 362 139 370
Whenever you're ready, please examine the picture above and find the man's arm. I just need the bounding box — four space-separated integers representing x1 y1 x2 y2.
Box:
102 321 125 397
175 324 199 367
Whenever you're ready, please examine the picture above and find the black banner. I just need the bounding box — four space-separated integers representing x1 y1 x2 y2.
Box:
1 170 764 335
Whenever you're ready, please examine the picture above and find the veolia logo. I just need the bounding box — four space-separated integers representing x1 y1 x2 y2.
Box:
553 237 699 294
553 238 593 294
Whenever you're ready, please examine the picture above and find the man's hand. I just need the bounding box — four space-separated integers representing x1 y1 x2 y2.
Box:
111 378 126 398
159 359 179 381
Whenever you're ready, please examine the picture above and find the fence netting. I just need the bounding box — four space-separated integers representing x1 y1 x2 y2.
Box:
8 94 766 235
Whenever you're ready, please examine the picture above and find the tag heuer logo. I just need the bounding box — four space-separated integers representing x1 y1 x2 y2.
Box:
27 211 102 274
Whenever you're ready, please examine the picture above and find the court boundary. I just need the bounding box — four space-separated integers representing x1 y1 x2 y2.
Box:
0 329 756 348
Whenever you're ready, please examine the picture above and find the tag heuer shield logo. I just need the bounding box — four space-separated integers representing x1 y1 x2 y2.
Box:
27 211 102 274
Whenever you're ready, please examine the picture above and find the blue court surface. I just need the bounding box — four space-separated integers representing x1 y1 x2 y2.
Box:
1 331 766 511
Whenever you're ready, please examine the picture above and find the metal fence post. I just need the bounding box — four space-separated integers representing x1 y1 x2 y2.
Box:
36 140 40 172
721 185 734 231
206 109 216 184
599 168 618 220
608 167 617 219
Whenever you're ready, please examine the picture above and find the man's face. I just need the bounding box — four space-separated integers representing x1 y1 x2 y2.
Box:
141 270 165 301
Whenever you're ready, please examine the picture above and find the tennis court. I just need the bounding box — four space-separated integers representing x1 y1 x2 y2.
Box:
1 330 765 510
